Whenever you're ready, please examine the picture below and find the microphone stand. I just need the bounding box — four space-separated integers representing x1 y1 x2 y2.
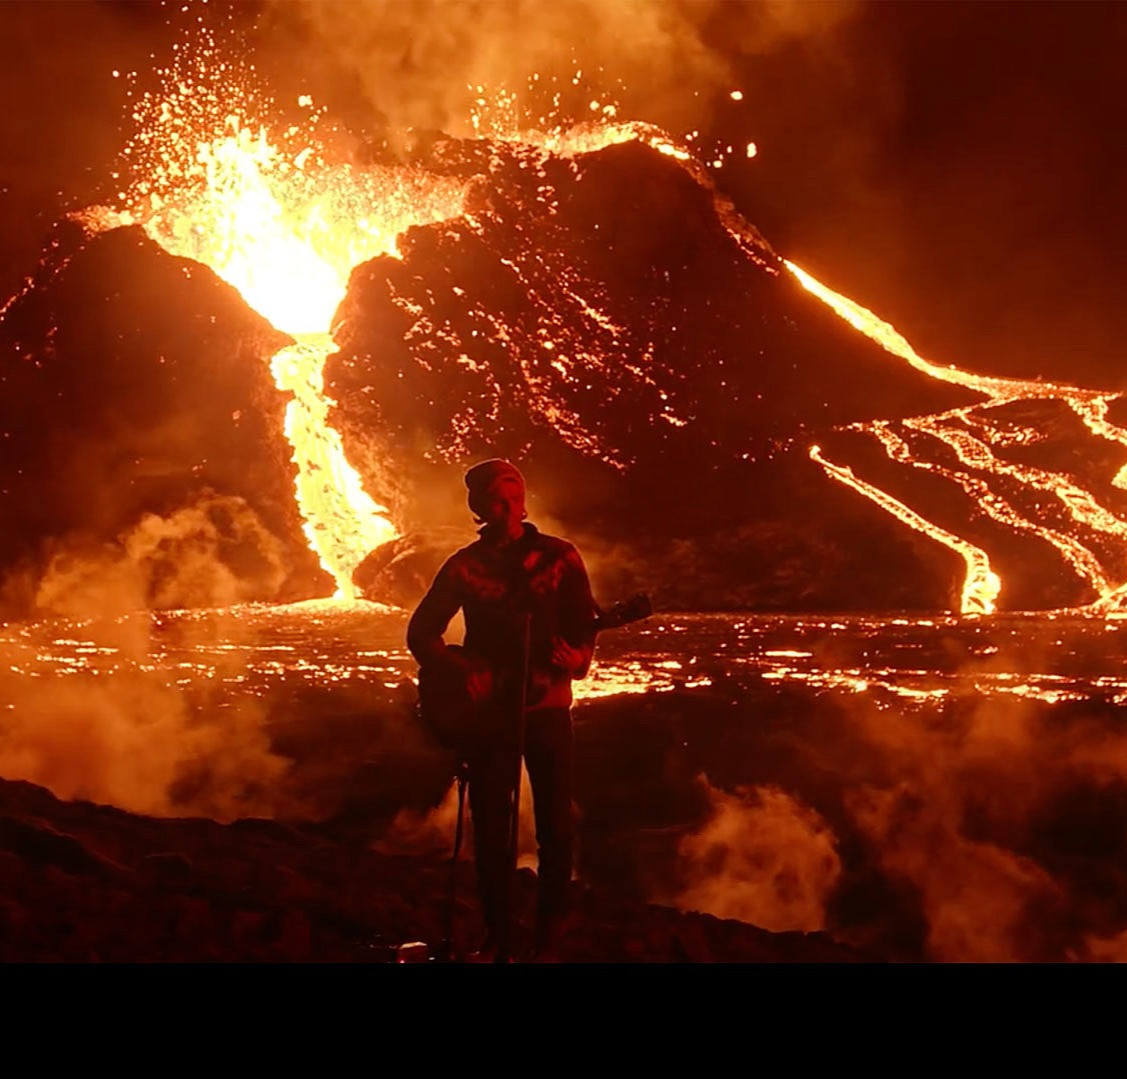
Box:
496 610 531 964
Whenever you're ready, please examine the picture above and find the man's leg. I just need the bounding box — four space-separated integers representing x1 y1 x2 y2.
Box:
523 708 575 946
466 741 515 950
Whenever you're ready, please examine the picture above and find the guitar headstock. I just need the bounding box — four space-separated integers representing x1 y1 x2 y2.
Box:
595 592 653 631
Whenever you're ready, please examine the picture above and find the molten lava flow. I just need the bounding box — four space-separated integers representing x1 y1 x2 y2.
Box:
809 445 1001 615
782 261 1097 403
1069 396 1127 490
787 262 1127 616
872 419 1111 601
271 336 396 598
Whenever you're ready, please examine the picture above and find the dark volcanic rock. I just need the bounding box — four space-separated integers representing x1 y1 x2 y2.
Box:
0 773 874 963
352 527 469 608
0 218 333 616
328 136 976 612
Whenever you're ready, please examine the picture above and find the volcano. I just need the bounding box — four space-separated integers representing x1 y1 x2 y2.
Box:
330 130 1127 618
6 119 1127 618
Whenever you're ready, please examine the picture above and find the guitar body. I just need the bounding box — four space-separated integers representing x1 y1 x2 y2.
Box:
416 593 653 754
416 645 501 754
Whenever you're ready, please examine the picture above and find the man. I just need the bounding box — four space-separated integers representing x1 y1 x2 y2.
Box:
407 459 598 960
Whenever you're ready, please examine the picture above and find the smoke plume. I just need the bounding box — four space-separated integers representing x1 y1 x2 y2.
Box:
0 608 297 822
256 0 861 139
667 776 841 932
31 493 289 620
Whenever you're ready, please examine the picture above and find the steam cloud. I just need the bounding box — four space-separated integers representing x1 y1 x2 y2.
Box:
0 494 314 821
376 763 539 867
668 777 841 933
31 493 289 620
793 666 1127 961
0 609 296 822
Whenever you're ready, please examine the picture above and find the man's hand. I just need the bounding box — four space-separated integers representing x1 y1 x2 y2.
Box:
440 648 493 703
466 667 493 702
551 636 587 677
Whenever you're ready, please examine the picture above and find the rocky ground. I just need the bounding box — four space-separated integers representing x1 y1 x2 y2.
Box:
0 773 873 964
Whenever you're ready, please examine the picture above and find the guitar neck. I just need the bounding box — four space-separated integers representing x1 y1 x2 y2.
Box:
593 594 653 632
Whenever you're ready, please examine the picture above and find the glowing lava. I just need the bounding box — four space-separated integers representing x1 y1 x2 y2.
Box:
809 444 1002 615
786 261 1127 616
270 336 396 596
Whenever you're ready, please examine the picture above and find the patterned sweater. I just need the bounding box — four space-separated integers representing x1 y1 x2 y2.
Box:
407 523 598 711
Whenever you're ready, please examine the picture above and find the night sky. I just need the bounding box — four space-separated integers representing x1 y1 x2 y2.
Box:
1 0 1124 390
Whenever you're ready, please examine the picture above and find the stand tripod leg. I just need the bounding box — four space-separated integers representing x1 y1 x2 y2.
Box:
439 763 468 962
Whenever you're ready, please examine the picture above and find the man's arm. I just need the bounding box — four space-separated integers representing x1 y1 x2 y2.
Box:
406 558 462 669
553 544 599 680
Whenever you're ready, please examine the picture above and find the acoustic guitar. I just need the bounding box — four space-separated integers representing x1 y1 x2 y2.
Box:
416 592 653 753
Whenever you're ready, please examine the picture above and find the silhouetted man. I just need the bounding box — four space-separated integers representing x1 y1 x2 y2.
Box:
407 459 598 959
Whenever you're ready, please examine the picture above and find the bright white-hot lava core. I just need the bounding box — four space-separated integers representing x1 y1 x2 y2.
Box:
90 39 1127 616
